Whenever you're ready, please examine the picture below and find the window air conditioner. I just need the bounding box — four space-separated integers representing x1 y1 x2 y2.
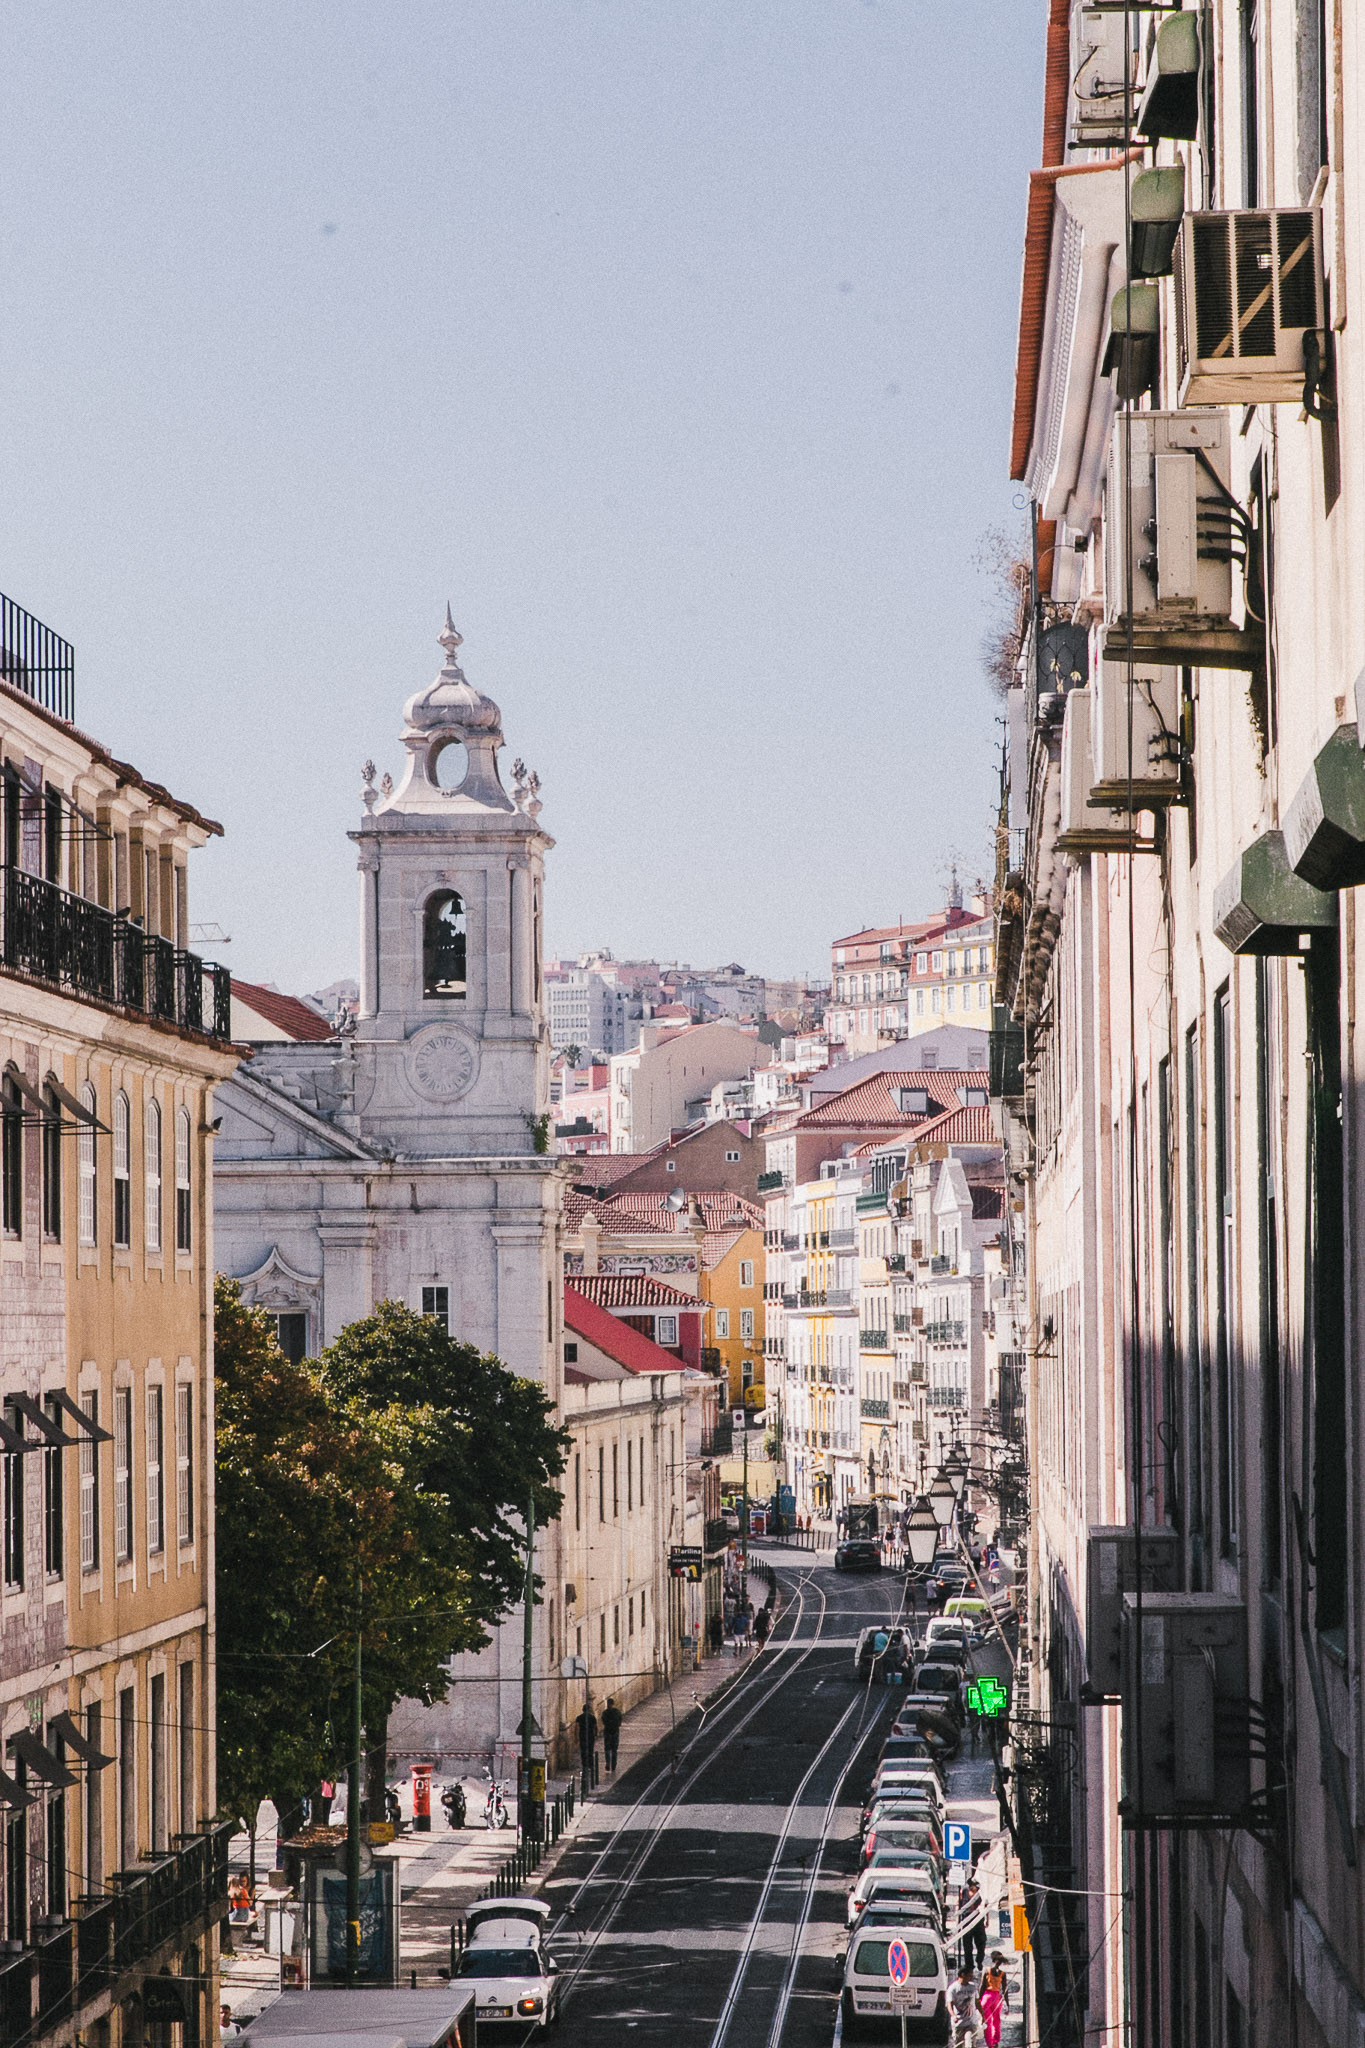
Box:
1057 690 1128 852
1104 411 1234 633
1118 1594 1251 1827
1068 8 1134 151
1091 660 1182 808
1174 209 1325 405
1084 1524 1181 1698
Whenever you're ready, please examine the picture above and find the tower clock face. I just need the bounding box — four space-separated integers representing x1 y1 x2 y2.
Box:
407 1025 478 1102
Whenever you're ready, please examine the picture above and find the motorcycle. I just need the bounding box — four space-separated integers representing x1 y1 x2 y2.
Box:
482 1770 509 1829
441 1780 467 1829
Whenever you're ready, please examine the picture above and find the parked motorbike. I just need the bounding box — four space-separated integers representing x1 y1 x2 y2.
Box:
441 1780 467 1829
482 1770 510 1829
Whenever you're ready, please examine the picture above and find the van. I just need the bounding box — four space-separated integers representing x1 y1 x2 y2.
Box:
942 1596 991 1626
839 1923 949 2040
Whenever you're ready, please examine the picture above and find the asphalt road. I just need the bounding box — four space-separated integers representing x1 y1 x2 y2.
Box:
532 1550 932 2048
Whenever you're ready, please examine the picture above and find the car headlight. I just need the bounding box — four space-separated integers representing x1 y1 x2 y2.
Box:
517 1996 544 2015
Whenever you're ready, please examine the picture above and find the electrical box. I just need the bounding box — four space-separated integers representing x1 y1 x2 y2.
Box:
1104 411 1234 634
1090 661 1182 808
1068 9 1133 150
1085 1524 1181 1697
1175 209 1325 405
1119 1594 1250 1827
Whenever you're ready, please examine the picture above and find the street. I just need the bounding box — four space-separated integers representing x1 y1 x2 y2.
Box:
534 1550 1016 2048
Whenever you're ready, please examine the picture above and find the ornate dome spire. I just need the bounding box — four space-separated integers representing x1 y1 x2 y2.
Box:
401 607 503 739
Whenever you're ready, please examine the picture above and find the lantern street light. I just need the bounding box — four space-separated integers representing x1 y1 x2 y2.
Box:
905 1494 940 1567
928 1465 957 1531
945 1443 970 1499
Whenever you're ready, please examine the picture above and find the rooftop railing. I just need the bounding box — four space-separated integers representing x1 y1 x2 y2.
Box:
0 592 75 722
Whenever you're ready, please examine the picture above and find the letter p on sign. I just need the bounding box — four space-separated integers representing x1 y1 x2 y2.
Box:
945 1822 971 1862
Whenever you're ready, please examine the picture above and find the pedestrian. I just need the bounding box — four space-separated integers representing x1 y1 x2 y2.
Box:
575 1702 598 1781
754 1603 770 1645
601 1696 622 1772
948 1966 981 2046
979 1952 1010 2047
316 1779 335 1826
960 1876 987 1974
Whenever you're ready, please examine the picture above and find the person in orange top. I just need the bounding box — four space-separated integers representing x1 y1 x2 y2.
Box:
979 1951 1010 2047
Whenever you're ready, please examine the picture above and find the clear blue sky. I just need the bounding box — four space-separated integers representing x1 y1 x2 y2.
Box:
1 2 1042 989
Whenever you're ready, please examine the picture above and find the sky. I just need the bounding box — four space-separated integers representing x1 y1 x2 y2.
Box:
0 3 1043 990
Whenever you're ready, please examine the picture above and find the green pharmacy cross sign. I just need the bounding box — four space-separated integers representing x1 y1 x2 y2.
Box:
968 1676 1009 1720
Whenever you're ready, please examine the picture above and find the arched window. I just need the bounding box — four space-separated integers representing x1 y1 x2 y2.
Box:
78 1083 97 1245
113 1092 131 1247
175 1107 192 1253
145 1099 162 1252
1 1071 21 1239
41 1082 62 1240
423 891 466 1000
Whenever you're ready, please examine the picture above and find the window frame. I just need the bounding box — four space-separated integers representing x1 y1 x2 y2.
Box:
78 1082 97 1244
176 1382 194 1548
114 1387 133 1564
146 1386 164 1555
113 1092 131 1248
79 1390 100 1574
41 1084 62 1241
144 1098 162 1252
2 1072 22 1238
174 1106 191 1253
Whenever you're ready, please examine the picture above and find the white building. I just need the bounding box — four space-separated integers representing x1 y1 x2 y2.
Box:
214 614 572 1773
546 965 639 1057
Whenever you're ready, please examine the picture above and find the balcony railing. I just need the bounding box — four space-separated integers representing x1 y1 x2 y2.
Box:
704 1516 731 1554
826 1288 853 1308
757 1170 786 1193
861 1398 891 1420
2 868 231 1039
924 1319 966 1344
886 1252 906 1272
0 591 75 721
893 1313 913 1332
781 1231 801 1250
828 1226 857 1247
928 1386 967 1410
859 1329 890 1351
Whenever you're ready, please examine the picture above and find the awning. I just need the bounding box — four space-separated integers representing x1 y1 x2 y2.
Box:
45 1389 114 1445
7 1729 78 1789
47 1077 110 1133
0 1411 41 1457
0 1767 34 1812
47 1710 114 1770
1283 723 1365 889
4 1393 82 1449
1214 830 1337 955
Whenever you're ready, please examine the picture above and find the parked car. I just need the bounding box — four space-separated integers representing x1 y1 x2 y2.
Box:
836 1539 883 1574
838 1923 950 2041
923 1617 970 1652
910 1662 966 1721
847 1865 944 1928
454 1899 561 2029
853 1626 910 1680
861 1820 943 1867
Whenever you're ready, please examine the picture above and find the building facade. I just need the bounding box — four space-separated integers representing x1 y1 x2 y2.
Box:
0 595 238 2047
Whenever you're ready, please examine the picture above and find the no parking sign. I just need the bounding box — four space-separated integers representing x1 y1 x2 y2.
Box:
887 1936 920 2016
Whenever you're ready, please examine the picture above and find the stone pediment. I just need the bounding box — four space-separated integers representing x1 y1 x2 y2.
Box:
215 1070 376 1163
235 1245 321 1314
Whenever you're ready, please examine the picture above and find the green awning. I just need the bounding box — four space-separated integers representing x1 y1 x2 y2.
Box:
1284 723 1365 889
1214 830 1336 955
1138 13 1200 141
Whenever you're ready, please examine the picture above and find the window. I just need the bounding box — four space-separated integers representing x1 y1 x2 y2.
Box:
739 1260 753 1289
1 1073 20 1237
114 1389 133 1562
80 1391 99 1573
423 890 467 999
144 1099 162 1251
150 1671 166 1851
43 1394 63 1577
915 989 925 1016
564 1342 578 1364
4 1758 26 1942
1213 986 1237 1556
119 1687 136 1868
598 1446 604 1524
41 1085 61 1240
740 1308 755 1340
3 1403 23 1589
175 1107 191 1252
640 1588 646 1631
113 1093 131 1247
599 1612 606 1655
146 1387 164 1554
176 1383 194 1547
638 1436 645 1510
612 1443 618 1517
657 1315 678 1347
421 1285 449 1331
627 1439 633 1512
574 1453 581 1531
715 1308 730 1339
628 1595 635 1636
725 1149 740 1163
665 1160 675 1174
274 1312 307 1363
85 1704 103 1888
931 952 942 971
613 1604 620 1647
78 1084 97 1244
179 1664 195 1832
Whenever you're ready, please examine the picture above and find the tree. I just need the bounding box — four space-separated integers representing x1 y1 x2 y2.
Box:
214 1280 469 1828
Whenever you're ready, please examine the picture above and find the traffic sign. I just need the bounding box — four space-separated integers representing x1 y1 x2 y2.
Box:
944 1821 972 1863
887 1938 910 1987
967 1675 1009 1719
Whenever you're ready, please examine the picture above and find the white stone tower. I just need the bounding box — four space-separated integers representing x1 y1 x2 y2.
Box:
351 607 553 1156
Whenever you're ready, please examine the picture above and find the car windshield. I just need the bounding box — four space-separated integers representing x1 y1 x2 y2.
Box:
852 1939 939 1979
456 1949 541 1978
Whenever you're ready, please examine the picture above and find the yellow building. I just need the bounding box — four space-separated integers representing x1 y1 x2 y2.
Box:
0 603 238 2047
695 1204 765 1409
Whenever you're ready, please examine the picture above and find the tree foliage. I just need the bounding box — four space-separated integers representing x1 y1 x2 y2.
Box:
214 1282 567 1825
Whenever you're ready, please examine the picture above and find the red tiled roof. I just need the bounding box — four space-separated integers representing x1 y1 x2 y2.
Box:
564 1286 685 1374
563 1189 763 1242
569 1274 703 1310
233 979 335 1042
909 1105 998 1149
796 1069 988 1132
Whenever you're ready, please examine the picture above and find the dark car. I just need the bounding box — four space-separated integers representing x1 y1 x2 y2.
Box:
911 1662 965 1721
835 1539 883 1573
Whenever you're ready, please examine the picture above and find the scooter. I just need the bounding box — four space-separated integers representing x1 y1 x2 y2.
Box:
441 1780 467 1829
483 1770 509 1829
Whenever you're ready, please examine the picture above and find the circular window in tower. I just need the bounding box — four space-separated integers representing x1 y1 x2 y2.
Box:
423 891 467 999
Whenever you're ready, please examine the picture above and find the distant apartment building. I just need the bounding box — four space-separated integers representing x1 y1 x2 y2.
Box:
827 882 994 1057
545 964 640 1057
609 1021 769 1153
0 590 238 2047
554 1060 612 1155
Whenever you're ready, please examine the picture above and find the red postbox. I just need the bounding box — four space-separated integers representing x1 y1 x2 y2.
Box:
412 1761 433 1832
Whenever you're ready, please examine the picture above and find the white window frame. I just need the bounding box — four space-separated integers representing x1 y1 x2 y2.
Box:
146 1386 164 1555
114 1388 133 1562
740 1307 755 1340
739 1260 754 1289
175 1383 193 1547
421 1285 449 1331
80 1390 99 1573
144 1099 162 1251
174 1107 191 1253
657 1315 678 1347
78 1083 97 1244
714 1308 730 1339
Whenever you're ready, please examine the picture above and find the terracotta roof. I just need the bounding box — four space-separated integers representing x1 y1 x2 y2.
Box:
568 1274 704 1311
796 1068 989 1133
564 1286 685 1375
564 1189 763 1245
909 1105 998 1149
564 1191 674 1235
233 980 335 1042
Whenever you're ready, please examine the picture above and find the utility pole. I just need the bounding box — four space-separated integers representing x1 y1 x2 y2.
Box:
346 1609 362 1986
520 1490 542 1838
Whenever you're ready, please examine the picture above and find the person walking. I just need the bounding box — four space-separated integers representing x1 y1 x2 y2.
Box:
601 1697 623 1773
754 1603 770 1645
979 1953 1010 2048
959 1876 987 1974
575 1703 598 1785
948 1966 981 2046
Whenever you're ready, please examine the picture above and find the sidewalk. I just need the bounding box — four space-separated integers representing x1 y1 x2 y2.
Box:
221 1638 755 2022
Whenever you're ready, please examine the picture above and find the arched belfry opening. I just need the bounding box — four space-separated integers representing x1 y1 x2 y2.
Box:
423 890 467 999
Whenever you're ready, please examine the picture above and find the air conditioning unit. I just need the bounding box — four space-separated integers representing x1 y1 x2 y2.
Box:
1057 690 1128 851
1104 411 1234 632
1068 8 1134 150
1119 1594 1251 1826
1084 1524 1181 1697
1091 661 1182 807
1175 208 1325 405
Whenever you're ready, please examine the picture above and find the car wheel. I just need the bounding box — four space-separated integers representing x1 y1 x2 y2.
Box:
840 1988 863 2041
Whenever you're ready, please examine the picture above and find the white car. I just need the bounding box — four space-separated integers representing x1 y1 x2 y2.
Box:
454 1898 562 2028
846 1864 944 1929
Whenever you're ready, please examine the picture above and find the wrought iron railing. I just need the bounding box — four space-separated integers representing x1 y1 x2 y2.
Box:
861 1398 890 1420
0 592 75 721
2 868 231 1039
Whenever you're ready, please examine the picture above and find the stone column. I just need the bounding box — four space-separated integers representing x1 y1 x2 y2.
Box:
357 841 380 1019
317 1214 378 1341
509 860 533 1018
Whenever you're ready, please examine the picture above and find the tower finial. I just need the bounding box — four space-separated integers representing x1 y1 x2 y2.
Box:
439 605 464 669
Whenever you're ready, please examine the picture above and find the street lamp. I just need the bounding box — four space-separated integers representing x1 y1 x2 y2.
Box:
904 1494 940 1567
945 1443 969 1499
928 1465 957 1531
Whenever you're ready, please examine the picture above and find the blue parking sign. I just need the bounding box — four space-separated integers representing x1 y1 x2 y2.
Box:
945 1821 972 1863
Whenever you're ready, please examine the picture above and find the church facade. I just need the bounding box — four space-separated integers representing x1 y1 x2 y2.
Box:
214 614 578 1771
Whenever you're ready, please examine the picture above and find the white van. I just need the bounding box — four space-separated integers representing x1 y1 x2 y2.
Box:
839 1923 949 2041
